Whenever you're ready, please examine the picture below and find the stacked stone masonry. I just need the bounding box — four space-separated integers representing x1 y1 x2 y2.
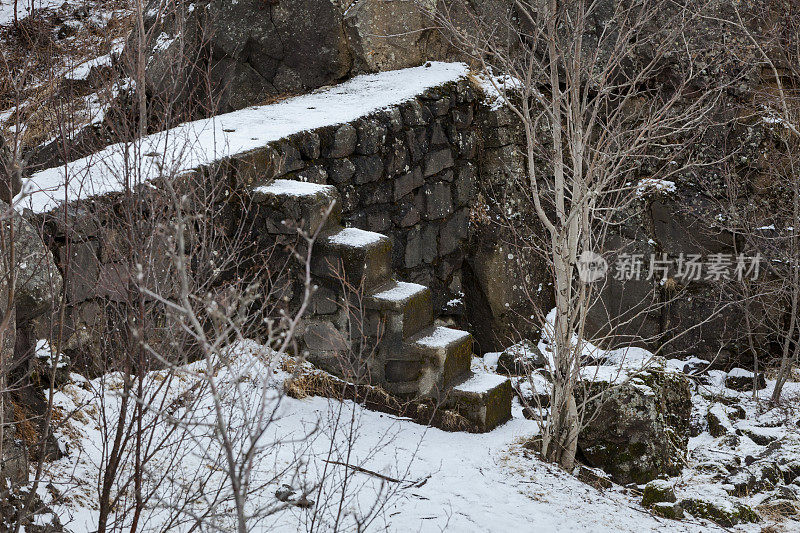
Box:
228 78 481 315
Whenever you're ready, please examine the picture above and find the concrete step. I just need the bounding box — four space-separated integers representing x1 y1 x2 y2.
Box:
252 179 341 235
401 325 472 398
312 227 392 291
447 372 513 432
365 281 433 347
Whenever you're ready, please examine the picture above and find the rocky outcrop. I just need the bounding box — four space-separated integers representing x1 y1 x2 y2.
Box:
141 0 354 114
578 364 692 484
138 0 452 115
5 205 62 322
344 0 446 74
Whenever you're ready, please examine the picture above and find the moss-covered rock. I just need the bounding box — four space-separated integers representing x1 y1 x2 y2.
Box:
680 497 760 527
651 502 684 520
578 362 691 484
642 479 677 507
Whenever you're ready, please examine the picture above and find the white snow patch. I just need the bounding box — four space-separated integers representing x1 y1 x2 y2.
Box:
454 372 507 394
414 326 469 349
326 227 384 247
370 281 426 302
636 177 677 196
254 179 334 197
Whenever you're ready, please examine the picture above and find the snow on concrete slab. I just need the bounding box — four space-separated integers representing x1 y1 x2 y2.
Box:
17 62 469 213
414 326 470 349
326 227 385 247
254 179 335 198
370 281 427 303
454 372 507 394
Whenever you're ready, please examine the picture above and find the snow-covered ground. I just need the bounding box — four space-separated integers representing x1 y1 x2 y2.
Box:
37 338 747 532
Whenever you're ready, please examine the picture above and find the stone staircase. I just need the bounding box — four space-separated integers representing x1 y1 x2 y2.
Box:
255 180 512 432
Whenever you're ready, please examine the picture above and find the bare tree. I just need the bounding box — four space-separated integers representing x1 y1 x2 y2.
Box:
432 0 728 469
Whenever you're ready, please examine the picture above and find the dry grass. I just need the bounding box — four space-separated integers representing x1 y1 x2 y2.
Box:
282 358 475 432
0 0 135 151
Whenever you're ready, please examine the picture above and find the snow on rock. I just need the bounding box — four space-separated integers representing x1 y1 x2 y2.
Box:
254 179 335 198
636 177 677 196
17 62 469 213
370 281 426 303
414 325 469 349
326 227 384 247
453 371 507 394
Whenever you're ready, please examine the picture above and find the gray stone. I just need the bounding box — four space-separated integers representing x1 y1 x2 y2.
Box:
8 207 63 320
296 165 328 184
385 107 404 132
329 124 358 158
455 130 478 158
386 139 409 176
401 100 431 127
362 183 392 206
405 226 423 269
424 149 454 177
429 122 449 146
578 364 692 484
395 201 421 228
303 319 350 352
310 285 338 315
367 210 392 232
343 0 447 74
726 368 767 391
423 181 453 220
496 339 547 375
328 158 356 183
277 141 304 173
355 118 387 155
452 107 473 129
429 97 451 117
440 209 469 256
353 155 384 184
61 241 100 304
454 163 476 207
422 223 439 264
140 0 353 114
293 131 321 160
394 167 424 201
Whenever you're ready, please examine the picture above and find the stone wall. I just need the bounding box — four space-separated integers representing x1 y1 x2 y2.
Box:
225 77 482 313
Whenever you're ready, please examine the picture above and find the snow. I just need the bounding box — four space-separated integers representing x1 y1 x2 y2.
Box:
17 62 469 213
728 367 754 378
370 281 426 303
414 326 469 349
254 179 334 198
636 177 677 196
38 339 730 532
453 371 507 394
64 41 124 81
0 0 63 26
326 227 384 247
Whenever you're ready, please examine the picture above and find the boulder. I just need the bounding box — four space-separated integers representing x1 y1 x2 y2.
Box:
680 497 760 527
641 479 677 507
344 0 447 74
140 0 354 114
651 502 684 520
2 203 62 321
578 363 692 484
725 367 767 392
496 339 546 375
